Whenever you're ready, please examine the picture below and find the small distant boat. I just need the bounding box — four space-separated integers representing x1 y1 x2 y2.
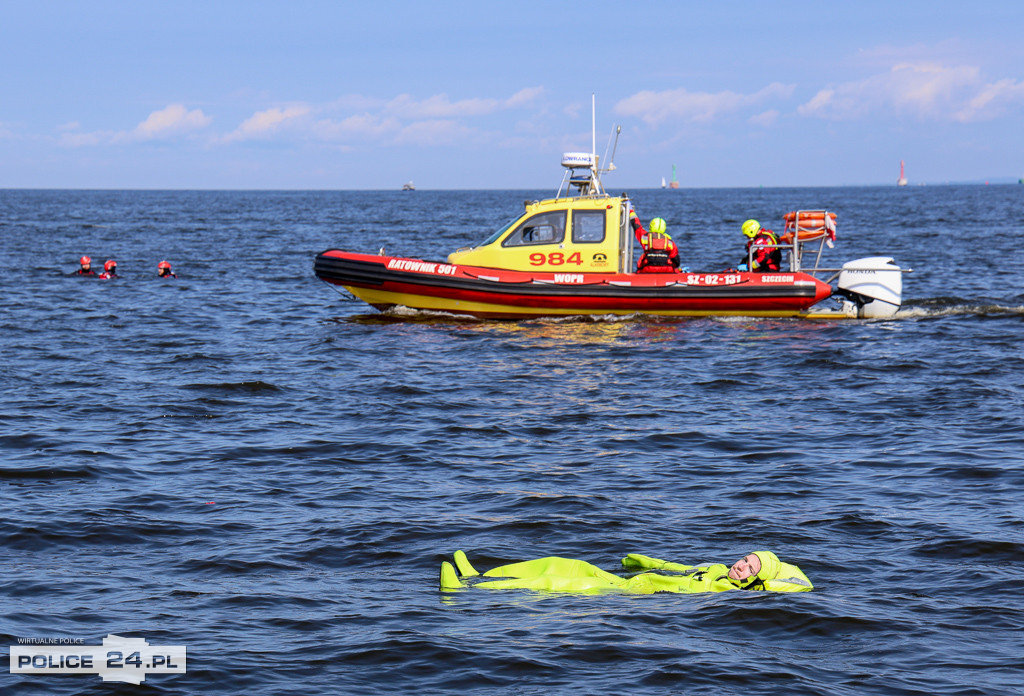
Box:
897 160 908 187
402 181 416 191
669 164 680 189
661 176 666 189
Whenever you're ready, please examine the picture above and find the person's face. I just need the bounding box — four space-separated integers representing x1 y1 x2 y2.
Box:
81 263 91 270
728 554 761 581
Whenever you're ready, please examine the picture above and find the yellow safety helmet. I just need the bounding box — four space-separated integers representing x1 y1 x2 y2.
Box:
649 217 667 235
742 219 761 238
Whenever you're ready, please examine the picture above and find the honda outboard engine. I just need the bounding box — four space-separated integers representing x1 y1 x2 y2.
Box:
836 257 903 318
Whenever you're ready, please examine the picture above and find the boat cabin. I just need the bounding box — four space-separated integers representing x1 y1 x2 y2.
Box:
448 152 635 274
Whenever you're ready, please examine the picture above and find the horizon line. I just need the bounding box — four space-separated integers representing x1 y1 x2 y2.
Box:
1 180 1021 193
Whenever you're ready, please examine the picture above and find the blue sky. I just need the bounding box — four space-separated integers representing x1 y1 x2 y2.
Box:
2 1 1023 189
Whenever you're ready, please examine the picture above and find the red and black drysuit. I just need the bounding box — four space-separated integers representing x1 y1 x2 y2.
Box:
631 214 680 273
744 229 782 272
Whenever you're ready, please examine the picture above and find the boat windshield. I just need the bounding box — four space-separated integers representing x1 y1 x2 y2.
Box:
477 216 519 247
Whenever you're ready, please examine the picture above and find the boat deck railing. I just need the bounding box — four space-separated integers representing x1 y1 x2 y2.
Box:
743 209 834 274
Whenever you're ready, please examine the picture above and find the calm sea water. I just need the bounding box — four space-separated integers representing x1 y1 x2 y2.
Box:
1 185 1023 695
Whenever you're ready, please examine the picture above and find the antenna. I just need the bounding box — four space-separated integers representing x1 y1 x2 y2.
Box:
557 95 615 197
602 125 621 174
591 93 596 166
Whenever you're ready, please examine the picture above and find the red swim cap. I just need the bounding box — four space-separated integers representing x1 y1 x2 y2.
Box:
158 260 172 269
104 259 117 271
80 256 91 265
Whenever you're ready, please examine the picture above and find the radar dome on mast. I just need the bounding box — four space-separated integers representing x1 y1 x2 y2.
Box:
560 152 600 195
555 95 622 198
561 152 595 168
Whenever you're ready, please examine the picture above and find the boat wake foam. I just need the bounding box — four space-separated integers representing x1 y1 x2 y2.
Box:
897 300 1024 318
338 300 1024 324
346 305 482 323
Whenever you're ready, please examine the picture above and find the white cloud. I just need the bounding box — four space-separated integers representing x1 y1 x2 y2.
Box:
614 83 795 125
954 77 1024 122
380 87 544 119
223 105 311 143
749 110 780 127
393 119 474 146
311 114 475 147
798 63 1024 122
57 104 212 147
297 87 543 148
55 88 545 151
312 113 402 140
384 93 500 119
504 86 544 108
125 104 212 141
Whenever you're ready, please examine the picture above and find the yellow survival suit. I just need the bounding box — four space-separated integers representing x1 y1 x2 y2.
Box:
440 550 812 594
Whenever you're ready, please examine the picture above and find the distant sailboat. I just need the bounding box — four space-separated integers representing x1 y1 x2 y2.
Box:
897 161 907 187
402 181 415 191
669 164 680 189
661 176 666 189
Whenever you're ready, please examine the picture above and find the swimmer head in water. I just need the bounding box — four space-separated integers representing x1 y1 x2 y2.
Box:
728 553 761 581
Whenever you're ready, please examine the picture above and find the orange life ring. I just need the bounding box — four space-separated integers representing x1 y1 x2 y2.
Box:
780 229 831 244
781 211 836 244
783 211 836 223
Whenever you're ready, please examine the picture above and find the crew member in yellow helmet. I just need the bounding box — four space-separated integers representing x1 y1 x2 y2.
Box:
738 218 782 272
440 549 812 594
630 211 681 273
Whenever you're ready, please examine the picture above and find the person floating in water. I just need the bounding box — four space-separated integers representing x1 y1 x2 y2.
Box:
98 259 119 279
738 219 782 272
75 255 96 276
630 211 681 273
157 260 177 278
440 549 812 594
